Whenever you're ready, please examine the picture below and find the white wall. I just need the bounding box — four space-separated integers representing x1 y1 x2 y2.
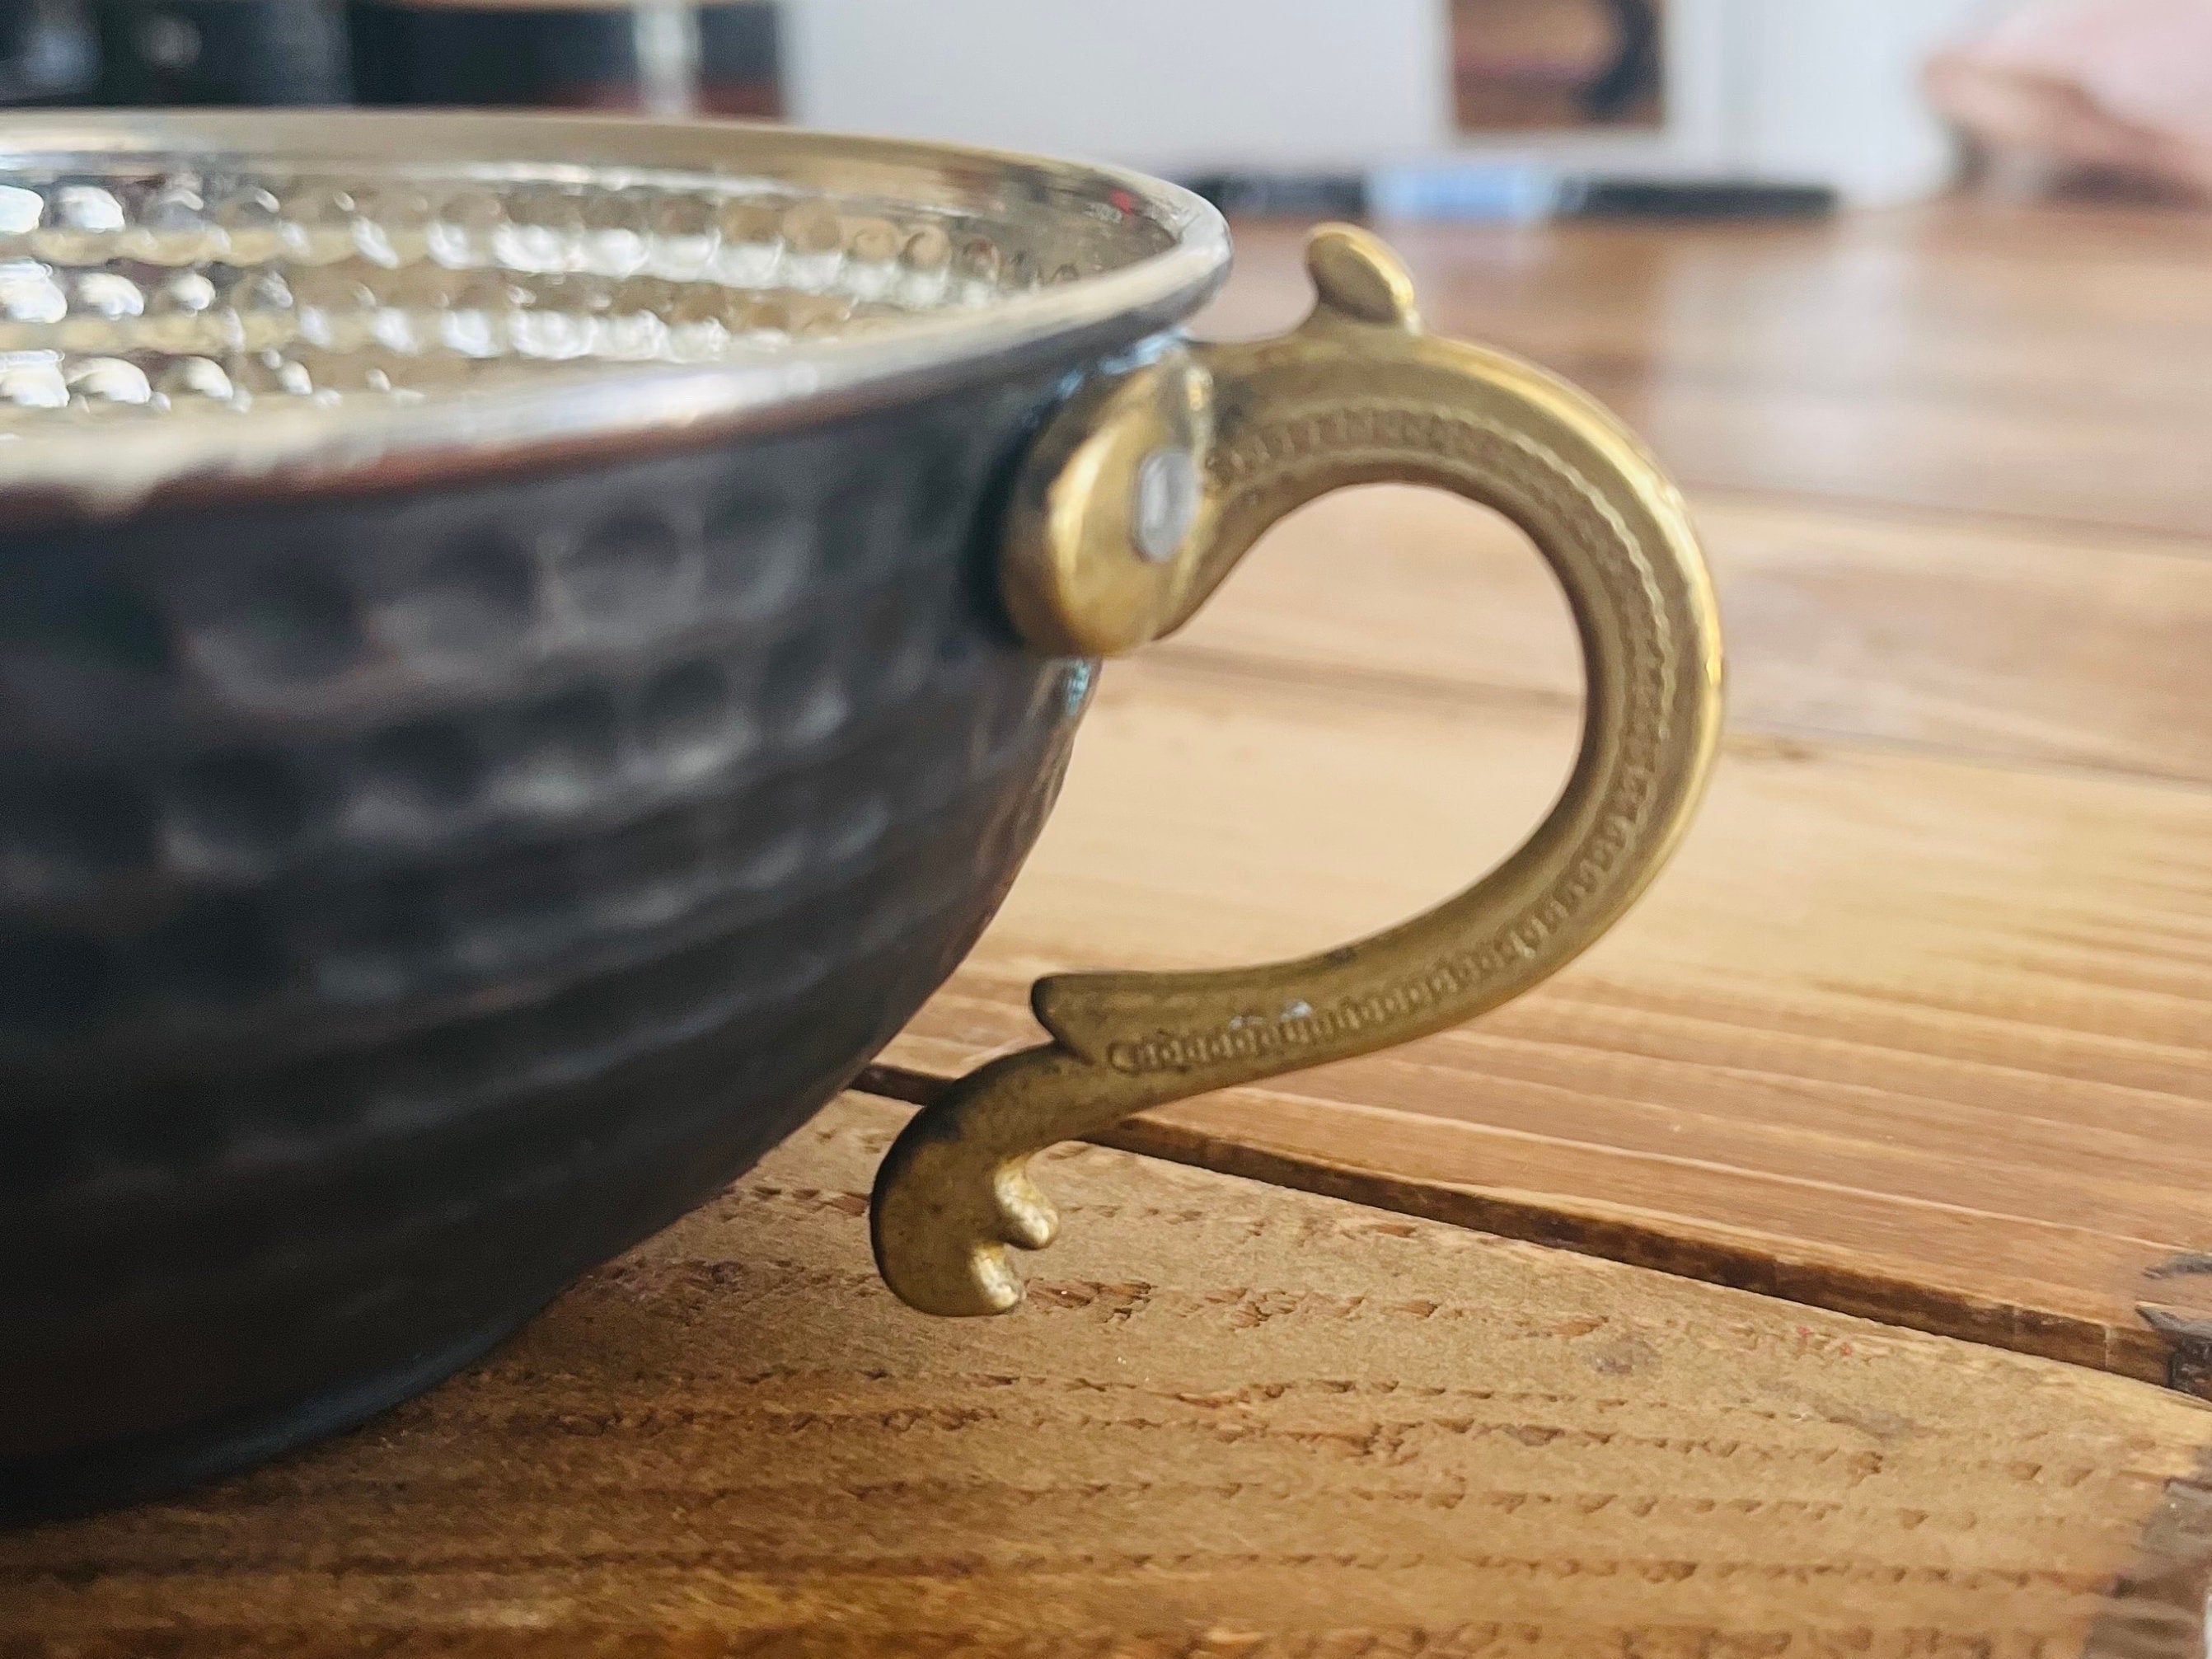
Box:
784 0 1450 173
784 0 1994 204
1727 0 1990 204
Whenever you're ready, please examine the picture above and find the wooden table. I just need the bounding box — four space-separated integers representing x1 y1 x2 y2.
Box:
8 201 2211 1654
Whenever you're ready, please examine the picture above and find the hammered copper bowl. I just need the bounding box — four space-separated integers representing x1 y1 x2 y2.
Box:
0 112 1722 1523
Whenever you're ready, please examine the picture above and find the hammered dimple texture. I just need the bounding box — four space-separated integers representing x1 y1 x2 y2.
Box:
0 160 1113 425
0 361 1099 1493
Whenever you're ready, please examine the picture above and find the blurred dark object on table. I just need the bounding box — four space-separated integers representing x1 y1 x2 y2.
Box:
349 1 780 116
1183 168 1835 226
1928 0 2212 202
1182 171 1370 220
1564 178 1835 218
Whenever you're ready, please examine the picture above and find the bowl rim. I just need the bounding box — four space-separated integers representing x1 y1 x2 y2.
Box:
0 110 1232 517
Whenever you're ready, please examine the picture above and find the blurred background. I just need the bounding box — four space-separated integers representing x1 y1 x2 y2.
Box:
5 0 2212 212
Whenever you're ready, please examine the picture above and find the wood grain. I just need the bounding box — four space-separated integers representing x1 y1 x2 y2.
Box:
1163 480 2212 783
874 647 2212 1390
1214 207 2212 538
8 1093 2211 1657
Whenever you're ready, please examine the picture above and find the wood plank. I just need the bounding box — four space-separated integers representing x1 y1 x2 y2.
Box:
8 1092 2211 1657
875 650 2212 1391
1165 480 2212 784
1211 206 2212 537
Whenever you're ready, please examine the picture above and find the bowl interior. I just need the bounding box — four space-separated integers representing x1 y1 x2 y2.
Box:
0 112 1226 504
1 126 1190 419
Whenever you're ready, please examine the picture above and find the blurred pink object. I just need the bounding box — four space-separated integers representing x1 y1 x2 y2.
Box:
1928 0 2212 196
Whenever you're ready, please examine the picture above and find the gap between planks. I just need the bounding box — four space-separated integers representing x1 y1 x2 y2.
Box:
855 1061 2191 1398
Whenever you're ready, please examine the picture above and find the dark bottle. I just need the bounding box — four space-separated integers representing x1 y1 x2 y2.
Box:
349 1 780 117
0 0 98 104
89 0 352 105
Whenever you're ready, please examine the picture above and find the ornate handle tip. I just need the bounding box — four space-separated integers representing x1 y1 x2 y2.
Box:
869 1061 1071 1316
1305 223 1420 330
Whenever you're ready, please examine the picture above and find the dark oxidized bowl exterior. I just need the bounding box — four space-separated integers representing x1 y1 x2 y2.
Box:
0 356 1123 1520
0 120 1729 1528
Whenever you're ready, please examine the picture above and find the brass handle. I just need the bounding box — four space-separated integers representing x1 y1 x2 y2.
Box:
872 225 1723 1315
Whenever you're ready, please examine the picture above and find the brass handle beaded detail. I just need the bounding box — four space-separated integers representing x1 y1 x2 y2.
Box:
872 227 1723 1315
